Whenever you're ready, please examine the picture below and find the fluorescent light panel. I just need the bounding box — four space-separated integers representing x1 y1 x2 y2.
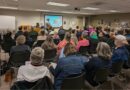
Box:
83 7 100 10
108 10 120 12
47 2 69 7
35 9 50 12
0 6 18 10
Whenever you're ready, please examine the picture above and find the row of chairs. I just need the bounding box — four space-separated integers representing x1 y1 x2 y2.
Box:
61 61 127 90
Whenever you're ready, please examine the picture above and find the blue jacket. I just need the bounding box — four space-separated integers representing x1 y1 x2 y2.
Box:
112 46 129 63
54 54 89 90
84 56 111 86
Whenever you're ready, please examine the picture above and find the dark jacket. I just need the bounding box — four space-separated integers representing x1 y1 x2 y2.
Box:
10 44 31 55
11 76 54 90
84 56 111 86
54 54 89 89
112 46 129 63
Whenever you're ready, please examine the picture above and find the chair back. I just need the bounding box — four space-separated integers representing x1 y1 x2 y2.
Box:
61 73 85 90
94 68 109 83
79 46 90 55
10 76 54 90
8 51 30 67
53 39 60 45
112 61 124 74
34 40 45 47
44 48 57 62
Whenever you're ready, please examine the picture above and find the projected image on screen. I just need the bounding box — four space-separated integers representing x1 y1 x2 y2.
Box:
45 15 63 27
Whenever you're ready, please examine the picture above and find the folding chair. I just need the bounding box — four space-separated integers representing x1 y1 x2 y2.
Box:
61 73 85 90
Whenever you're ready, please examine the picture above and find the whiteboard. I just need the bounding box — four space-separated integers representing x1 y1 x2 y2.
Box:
0 15 16 30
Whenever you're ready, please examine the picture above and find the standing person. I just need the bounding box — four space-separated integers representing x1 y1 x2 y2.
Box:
34 23 41 33
55 43 89 89
58 26 65 41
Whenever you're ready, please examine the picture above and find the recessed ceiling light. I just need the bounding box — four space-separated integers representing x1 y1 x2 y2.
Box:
47 2 69 7
0 6 18 10
108 10 120 12
82 7 100 10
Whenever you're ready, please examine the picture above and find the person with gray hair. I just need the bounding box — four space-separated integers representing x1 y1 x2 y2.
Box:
112 35 129 68
10 35 31 55
17 47 51 82
84 42 112 86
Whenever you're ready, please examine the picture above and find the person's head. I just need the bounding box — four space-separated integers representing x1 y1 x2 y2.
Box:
114 35 128 47
71 30 75 34
39 31 45 36
99 32 104 37
46 35 53 43
64 43 76 56
109 31 115 39
30 47 44 66
64 32 71 42
76 26 79 29
18 26 22 31
96 42 112 60
16 35 26 45
82 31 88 39
36 23 40 27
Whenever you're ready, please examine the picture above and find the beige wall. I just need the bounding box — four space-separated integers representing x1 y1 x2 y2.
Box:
89 13 130 28
0 9 84 30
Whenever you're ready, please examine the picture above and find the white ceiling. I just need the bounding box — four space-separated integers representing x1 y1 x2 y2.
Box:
0 0 130 15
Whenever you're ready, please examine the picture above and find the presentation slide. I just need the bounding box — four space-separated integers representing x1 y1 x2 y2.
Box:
45 15 63 27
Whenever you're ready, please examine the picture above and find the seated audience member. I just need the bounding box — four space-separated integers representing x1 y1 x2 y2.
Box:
14 26 23 39
10 35 31 55
76 26 82 40
29 27 38 42
54 43 89 89
33 31 47 47
52 31 60 40
17 47 51 82
112 35 129 68
41 35 57 50
50 31 60 45
98 31 108 42
57 32 74 54
71 30 78 46
89 29 99 53
106 31 115 49
76 31 89 51
23 31 33 48
125 29 130 43
2 31 15 53
37 31 47 41
84 42 112 86
58 26 65 40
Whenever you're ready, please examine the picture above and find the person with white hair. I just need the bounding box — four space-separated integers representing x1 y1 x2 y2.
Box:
112 35 129 68
17 47 51 82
